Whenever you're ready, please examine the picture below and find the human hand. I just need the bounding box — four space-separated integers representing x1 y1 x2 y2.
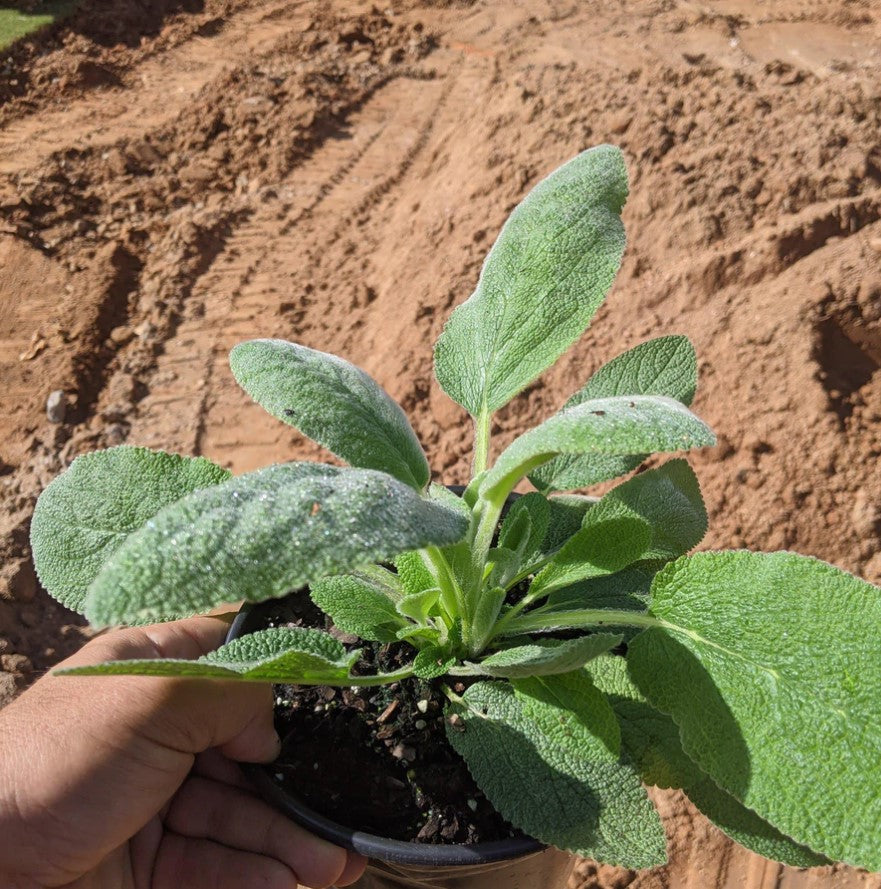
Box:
0 616 367 889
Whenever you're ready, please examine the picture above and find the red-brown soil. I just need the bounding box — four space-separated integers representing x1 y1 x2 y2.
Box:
1 1 880 886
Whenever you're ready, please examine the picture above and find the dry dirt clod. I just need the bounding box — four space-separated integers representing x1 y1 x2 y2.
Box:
45 390 67 423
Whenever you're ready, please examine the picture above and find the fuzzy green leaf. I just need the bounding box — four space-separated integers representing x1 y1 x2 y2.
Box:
395 625 438 646
434 147 628 417
481 396 714 503
85 463 468 626
486 547 520 589
471 586 507 645
628 551 881 870
427 483 471 517
595 460 706 560
529 514 651 599
446 681 666 867
530 336 697 493
396 588 441 623
546 563 657 613
480 634 622 678
514 670 620 760
230 339 429 490
30 447 231 614
60 627 358 684
310 575 408 643
413 646 455 679
541 495 597 554
394 550 436 597
585 655 827 867
532 459 705 600
498 503 530 554
498 493 550 563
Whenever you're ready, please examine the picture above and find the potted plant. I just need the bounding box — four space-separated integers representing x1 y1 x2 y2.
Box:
30 146 881 888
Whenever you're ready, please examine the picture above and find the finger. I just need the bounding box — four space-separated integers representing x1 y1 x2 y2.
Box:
193 748 258 792
77 615 235 663
154 833 298 889
166 774 350 889
62 620 281 764
337 851 369 886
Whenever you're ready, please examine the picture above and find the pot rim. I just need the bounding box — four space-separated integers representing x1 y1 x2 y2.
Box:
226 600 544 866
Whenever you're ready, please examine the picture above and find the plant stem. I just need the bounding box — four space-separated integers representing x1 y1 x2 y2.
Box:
494 608 663 637
489 593 536 639
472 406 491 476
342 667 414 687
300 666 415 688
423 546 465 627
440 682 465 704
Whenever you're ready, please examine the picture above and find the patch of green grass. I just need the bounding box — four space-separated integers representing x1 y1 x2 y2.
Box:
0 1 77 51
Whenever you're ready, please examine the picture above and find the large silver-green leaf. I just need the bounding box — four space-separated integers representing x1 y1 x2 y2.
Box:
479 634 622 678
310 574 409 642
58 627 359 684
481 396 714 502
446 681 666 867
513 670 621 760
30 447 231 614
84 463 468 626
434 146 628 417
230 340 429 490
627 551 881 870
585 655 826 866
530 336 697 492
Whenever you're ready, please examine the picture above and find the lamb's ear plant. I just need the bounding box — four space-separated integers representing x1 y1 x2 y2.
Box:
31 146 881 872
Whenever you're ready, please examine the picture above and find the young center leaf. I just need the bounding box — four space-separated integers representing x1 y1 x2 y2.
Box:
230 339 430 490
434 146 628 419
310 574 409 643
584 655 826 867
60 627 359 684
84 463 468 626
627 551 881 870
530 335 697 493
481 395 714 503
498 492 550 563
30 446 231 614
446 681 666 867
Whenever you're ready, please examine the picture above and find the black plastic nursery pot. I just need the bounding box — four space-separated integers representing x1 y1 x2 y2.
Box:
226 600 574 889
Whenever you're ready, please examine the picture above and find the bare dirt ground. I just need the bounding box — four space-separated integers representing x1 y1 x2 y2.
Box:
1 0 880 886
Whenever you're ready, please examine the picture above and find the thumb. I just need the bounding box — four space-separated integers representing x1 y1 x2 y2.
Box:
65 616 281 763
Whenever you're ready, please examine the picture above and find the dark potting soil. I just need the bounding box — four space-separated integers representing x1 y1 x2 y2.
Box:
260 594 522 845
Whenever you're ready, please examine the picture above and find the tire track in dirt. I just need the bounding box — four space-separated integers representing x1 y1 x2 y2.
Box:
127 73 448 471
0 0 305 176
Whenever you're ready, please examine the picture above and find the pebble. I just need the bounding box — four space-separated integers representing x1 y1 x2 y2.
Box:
391 744 416 762
414 719 427 730
416 698 429 713
46 390 67 423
